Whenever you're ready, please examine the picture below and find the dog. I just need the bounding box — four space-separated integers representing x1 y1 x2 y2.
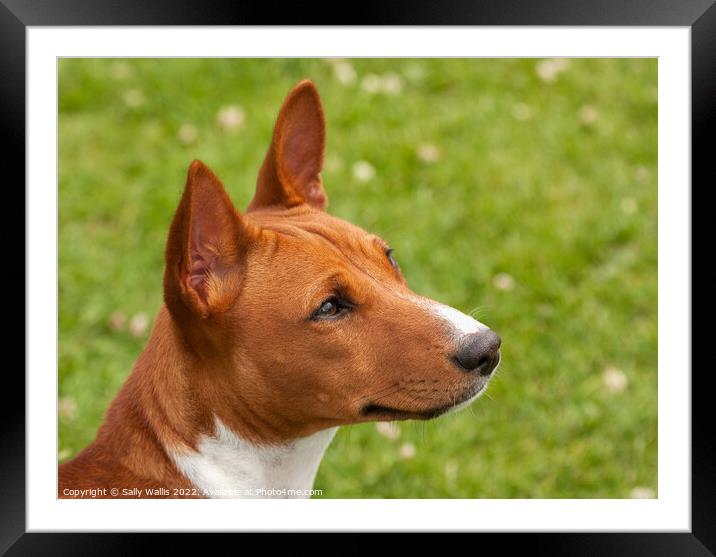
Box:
58 80 501 499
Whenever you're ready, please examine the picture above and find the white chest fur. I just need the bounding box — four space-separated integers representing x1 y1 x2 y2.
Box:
171 418 337 499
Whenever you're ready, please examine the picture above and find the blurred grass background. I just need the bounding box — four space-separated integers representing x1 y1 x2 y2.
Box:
58 58 657 498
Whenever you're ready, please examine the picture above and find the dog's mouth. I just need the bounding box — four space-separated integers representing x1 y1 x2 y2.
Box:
361 403 453 420
360 383 486 421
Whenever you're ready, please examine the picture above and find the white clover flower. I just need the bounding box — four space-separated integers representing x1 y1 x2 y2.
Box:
333 61 357 86
603 366 628 393
579 105 599 125
375 422 400 440
493 273 515 291
361 74 382 94
216 105 246 131
512 103 532 121
399 442 416 460
352 160 376 182
123 89 145 108
129 313 150 338
58 397 78 422
177 124 198 145
630 487 655 499
417 143 441 164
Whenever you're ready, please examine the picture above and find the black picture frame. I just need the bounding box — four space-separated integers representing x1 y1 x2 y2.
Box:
4 0 714 553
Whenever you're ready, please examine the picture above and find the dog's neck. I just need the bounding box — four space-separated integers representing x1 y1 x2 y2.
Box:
171 418 337 498
100 307 336 498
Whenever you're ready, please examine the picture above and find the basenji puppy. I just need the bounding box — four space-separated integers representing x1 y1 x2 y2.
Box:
58 80 501 499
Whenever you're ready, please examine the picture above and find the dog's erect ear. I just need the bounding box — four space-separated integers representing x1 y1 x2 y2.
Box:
248 80 328 212
164 160 250 319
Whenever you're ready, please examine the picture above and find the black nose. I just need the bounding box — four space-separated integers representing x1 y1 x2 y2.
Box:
452 330 501 375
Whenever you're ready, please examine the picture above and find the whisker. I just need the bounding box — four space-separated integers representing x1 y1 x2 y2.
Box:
467 305 491 320
354 383 403 403
469 399 479 418
338 383 404 414
356 384 405 408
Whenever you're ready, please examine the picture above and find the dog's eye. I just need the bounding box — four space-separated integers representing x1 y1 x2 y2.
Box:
312 297 350 320
386 248 399 270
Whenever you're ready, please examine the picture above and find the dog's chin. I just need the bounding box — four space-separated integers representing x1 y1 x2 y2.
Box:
440 383 488 416
361 380 490 421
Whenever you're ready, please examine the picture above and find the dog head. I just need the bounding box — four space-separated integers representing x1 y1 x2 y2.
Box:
163 81 501 441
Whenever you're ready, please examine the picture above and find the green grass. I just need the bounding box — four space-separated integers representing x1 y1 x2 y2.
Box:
58 58 658 498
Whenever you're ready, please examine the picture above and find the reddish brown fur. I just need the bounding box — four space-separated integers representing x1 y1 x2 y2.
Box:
59 80 480 498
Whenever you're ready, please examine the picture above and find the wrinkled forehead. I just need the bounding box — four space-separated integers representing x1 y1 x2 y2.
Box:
247 207 388 255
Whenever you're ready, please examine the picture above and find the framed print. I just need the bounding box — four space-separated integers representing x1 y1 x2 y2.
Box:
5 0 715 553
